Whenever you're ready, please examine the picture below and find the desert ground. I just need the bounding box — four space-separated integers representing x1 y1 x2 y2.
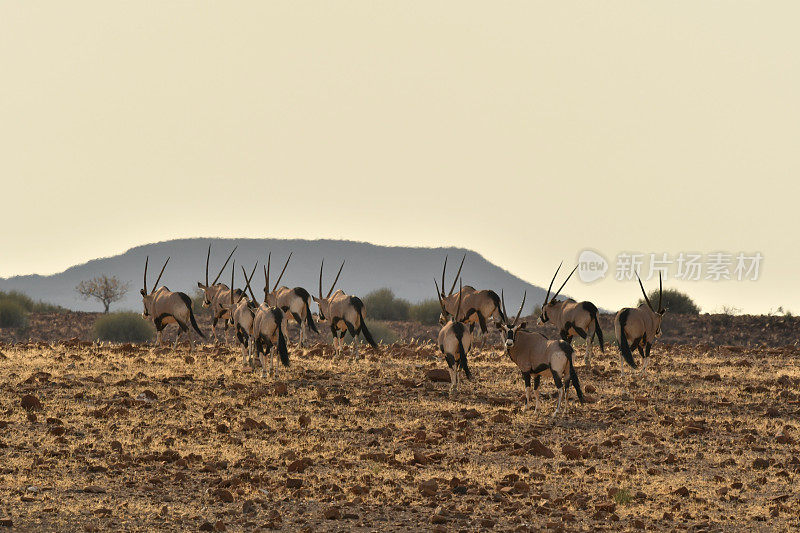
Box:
1 316 799 532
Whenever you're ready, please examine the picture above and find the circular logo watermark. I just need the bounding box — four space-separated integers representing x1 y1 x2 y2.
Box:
577 249 608 283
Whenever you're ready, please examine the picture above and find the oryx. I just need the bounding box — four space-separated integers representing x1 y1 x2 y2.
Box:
264 252 319 347
538 262 605 366
140 256 205 351
614 273 666 374
312 260 378 359
250 272 290 379
496 290 584 416
222 261 259 366
434 279 473 398
196 244 240 343
437 254 505 336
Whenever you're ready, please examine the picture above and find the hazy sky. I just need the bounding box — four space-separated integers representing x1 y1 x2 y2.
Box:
1 2 798 314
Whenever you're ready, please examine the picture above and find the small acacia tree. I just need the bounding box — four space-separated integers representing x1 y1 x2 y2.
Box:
76 275 130 313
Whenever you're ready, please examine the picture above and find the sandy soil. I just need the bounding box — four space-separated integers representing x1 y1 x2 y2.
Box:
1 337 799 532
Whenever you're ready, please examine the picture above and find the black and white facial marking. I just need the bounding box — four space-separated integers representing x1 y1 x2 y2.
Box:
140 289 151 318
497 322 526 348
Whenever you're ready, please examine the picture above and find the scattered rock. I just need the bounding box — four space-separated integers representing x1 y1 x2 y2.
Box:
462 408 481 420
287 458 313 473
419 479 438 497
20 394 42 411
274 382 288 396
323 506 340 520
426 369 451 383
298 414 311 428
673 486 690 497
213 488 234 503
525 439 554 459
753 458 770 469
490 412 511 424
285 478 303 489
562 444 583 460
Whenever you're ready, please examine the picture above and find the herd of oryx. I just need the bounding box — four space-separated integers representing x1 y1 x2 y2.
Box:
139 244 667 416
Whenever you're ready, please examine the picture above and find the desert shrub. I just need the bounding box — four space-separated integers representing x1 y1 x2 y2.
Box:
409 299 442 325
362 288 410 321
191 288 206 314
343 320 398 344
0 290 65 313
638 288 700 314
613 488 634 505
92 312 155 343
0 300 28 328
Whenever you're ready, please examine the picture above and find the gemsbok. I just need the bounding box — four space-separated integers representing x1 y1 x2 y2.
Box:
496 290 584 416
264 252 319 347
434 279 473 398
140 256 205 351
437 255 504 338
250 272 290 379
614 273 666 374
538 262 605 367
223 261 259 366
312 260 378 359
196 244 239 343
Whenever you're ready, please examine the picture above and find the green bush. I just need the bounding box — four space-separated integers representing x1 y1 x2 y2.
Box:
0 300 28 328
92 312 155 343
409 299 442 325
363 288 410 321
638 288 700 314
191 288 206 315
0 290 65 313
344 320 399 344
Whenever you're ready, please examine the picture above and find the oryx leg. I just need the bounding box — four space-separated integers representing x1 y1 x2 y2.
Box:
585 324 595 367
156 329 164 348
532 374 541 415
258 340 269 379
445 354 457 398
550 365 564 417
521 371 532 411
211 317 219 344
299 320 306 348
642 343 652 374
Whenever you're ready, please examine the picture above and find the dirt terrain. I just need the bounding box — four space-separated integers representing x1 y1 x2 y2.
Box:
1 331 799 532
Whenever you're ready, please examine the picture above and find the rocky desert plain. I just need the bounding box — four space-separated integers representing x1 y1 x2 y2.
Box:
1 312 799 531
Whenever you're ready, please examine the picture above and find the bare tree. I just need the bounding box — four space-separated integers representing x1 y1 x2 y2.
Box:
76 275 130 313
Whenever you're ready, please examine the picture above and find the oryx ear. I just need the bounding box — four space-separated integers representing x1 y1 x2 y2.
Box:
495 322 503 330
518 322 527 329
140 288 147 296
197 282 204 289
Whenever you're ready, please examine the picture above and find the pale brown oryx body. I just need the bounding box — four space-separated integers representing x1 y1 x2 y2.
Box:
312 260 378 359
264 252 319 347
140 256 205 351
250 268 290 378
196 244 239 343
614 273 666 374
221 261 260 366
496 291 584 416
437 255 505 337
434 279 473 398
538 262 604 366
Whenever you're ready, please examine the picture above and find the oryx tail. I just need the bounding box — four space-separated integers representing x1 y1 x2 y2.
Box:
298 288 319 334
561 341 584 403
277 319 289 367
583 301 603 352
179 293 206 338
616 309 638 369
454 322 472 380
488 290 505 323
352 297 378 348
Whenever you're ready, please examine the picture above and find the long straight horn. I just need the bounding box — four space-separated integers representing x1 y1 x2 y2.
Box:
441 256 448 297
205 244 211 286
273 252 292 292
211 245 238 285
455 279 463 321
501 289 509 324
448 253 466 296
434 279 447 314
636 272 654 311
326 261 345 298
545 262 562 304
318 260 325 298
658 272 663 312
230 260 236 305
551 264 578 302
263 264 269 303
512 291 527 327
265 252 271 295
152 257 170 293
143 256 149 294
242 265 257 302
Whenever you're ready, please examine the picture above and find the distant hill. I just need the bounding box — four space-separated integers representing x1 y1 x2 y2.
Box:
0 238 547 314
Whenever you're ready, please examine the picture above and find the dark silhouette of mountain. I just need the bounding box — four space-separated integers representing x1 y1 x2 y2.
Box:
0 238 547 314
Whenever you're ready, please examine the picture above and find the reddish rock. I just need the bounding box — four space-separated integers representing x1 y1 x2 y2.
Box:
20 394 42 411
419 479 438 497
526 439 554 459
562 444 583 460
426 369 451 383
